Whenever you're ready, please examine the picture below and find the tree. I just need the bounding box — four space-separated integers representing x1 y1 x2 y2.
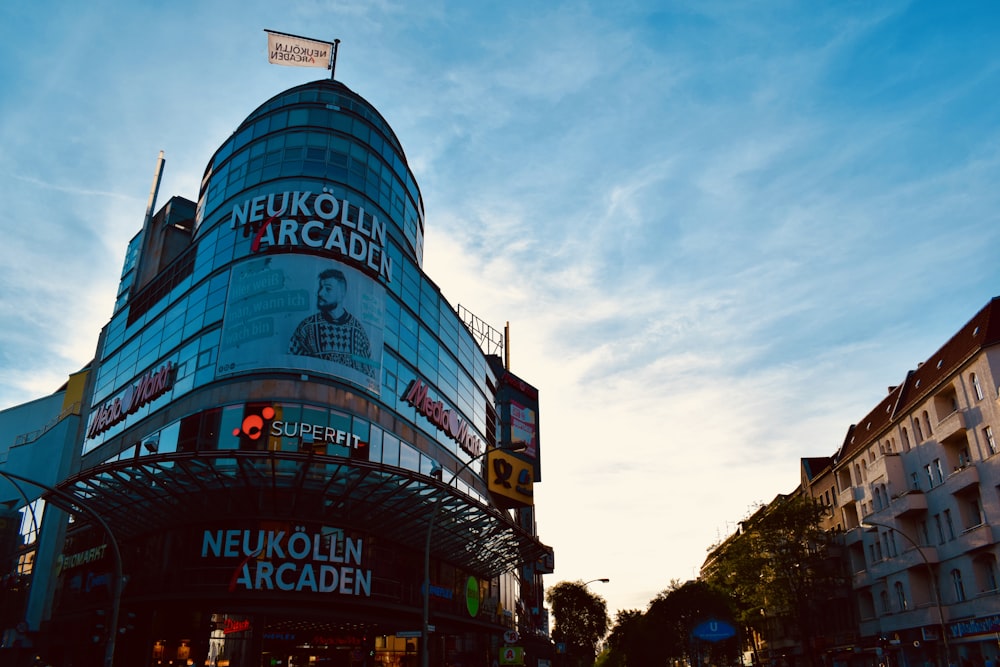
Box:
702 493 842 667
645 580 738 666
600 609 643 667
546 580 609 667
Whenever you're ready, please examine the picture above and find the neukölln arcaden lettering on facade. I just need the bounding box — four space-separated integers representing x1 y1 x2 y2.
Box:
10 58 554 667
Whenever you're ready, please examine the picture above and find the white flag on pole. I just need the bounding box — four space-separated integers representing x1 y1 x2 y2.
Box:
265 30 333 69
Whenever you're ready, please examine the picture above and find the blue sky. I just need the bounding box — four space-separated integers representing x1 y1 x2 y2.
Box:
2 1 1000 617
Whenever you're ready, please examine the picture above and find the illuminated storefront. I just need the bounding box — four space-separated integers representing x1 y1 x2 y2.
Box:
35 78 551 667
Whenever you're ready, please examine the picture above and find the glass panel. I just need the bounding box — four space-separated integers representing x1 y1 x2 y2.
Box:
381 434 400 467
218 406 244 450
399 442 419 472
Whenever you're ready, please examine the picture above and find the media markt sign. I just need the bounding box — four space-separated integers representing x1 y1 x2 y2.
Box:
465 576 480 617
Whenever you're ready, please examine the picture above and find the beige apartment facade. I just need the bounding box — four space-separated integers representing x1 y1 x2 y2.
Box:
807 297 1000 667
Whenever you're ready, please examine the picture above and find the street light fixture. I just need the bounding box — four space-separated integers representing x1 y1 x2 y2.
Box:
0 470 124 667
862 520 950 666
421 443 528 667
583 578 609 587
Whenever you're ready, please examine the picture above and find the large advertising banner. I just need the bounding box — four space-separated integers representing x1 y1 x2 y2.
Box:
217 256 384 394
510 401 537 459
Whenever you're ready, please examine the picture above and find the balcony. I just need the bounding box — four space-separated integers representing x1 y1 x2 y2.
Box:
896 544 940 569
878 604 947 634
839 485 864 506
866 453 906 490
936 409 967 444
892 490 927 518
942 464 979 495
957 522 996 551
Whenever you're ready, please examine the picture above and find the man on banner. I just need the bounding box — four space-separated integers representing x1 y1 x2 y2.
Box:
265 30 334 69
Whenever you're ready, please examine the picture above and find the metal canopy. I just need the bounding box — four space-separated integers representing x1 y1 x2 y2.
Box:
53 451 549 578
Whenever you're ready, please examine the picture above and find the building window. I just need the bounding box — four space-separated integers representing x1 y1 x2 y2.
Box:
882 530 897 558
880 590 891 614
962 495 984 529
971 373 984 401
915 419 924 443
910 472 920 491
975 555 998 593
984 426 997 456
923 411 933 437
902 427 910 451
944 509 956 541
894 581 908 611
951 569 967 602
934 459 944 485
935 514 945 545
925 464 934 488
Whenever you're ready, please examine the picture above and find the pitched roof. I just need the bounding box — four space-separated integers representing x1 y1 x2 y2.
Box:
836 296 1000 461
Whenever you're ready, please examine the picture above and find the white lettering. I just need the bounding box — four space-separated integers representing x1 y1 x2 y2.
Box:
228 190 392 284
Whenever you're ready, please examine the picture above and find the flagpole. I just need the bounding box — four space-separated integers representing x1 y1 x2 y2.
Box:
330 39 340 80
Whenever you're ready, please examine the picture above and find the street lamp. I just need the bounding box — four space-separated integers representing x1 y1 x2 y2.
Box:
583 578 609 587
0 470 124 667
862 520 950 666
421 443 527 667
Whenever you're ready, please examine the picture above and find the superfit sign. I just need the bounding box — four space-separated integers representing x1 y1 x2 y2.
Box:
87 362 175 439
402 378 483 457
229 190 393 285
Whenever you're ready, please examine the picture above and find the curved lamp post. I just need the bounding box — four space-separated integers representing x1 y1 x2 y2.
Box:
421 443 526 667
582 578 609 587
0 470 124 667
862 520 950 666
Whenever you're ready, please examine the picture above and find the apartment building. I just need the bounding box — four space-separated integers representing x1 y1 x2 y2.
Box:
811 297 1000 666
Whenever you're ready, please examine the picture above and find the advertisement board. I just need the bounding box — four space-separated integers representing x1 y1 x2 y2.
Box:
487 449 534 508
217 256 384 393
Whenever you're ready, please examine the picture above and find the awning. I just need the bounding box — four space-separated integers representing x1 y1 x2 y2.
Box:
52 450 549 577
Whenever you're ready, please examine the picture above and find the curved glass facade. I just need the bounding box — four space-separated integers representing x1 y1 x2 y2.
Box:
43 79 549 667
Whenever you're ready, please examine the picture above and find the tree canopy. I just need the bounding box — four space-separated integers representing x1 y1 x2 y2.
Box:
601 580 738 667
546 580 609 666
701 494 843 667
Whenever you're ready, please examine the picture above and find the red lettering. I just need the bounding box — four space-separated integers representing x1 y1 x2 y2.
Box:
86 362 175 439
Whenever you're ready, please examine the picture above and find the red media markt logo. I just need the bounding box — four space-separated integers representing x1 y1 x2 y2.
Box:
234 407 275 440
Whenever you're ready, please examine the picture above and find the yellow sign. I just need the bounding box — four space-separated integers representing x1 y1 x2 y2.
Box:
486 450 534 508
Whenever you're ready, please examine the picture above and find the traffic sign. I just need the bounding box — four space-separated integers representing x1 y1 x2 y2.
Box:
692 619 736 642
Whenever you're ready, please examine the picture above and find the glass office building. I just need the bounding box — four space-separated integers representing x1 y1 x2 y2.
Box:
38 78 552 667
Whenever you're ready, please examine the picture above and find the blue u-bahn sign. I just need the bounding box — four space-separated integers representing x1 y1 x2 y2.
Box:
692 619 736 642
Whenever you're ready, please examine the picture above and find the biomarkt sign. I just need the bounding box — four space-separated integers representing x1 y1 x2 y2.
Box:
402 378 483 457
202 527 372 596
86 362 175 439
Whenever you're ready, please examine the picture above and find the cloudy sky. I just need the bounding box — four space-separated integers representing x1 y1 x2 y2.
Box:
2 1 999 617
